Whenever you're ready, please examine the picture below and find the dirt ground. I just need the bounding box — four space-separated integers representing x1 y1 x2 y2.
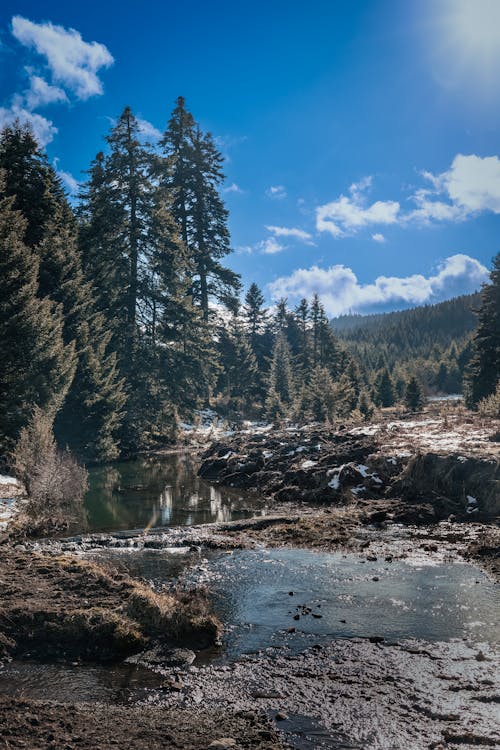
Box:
0 698 284 750
0 549 220 661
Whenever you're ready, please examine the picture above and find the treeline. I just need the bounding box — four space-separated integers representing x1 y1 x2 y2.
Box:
0 98 367 464
0 97 240 461
334 294 480 397
1 97 497 466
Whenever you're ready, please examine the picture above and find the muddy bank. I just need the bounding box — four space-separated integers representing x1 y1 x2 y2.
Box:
144 638 500 750
199 417 500 521
0 550 220 662
0 697 284 750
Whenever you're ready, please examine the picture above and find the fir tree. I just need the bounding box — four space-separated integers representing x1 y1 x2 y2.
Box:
405 376 425 412
375 368 395 407
465 252 500 408
78 151 129 346
307 365 336 422
0 122 65 249
295 298 311 376
0 188 75 451
160 97 240 320
266 333 294 417
218 317 258 409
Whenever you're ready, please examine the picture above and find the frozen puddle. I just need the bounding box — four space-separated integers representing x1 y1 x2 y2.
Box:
180 548 500 659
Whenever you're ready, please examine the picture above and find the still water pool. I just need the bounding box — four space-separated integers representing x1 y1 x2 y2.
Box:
79 453 267 534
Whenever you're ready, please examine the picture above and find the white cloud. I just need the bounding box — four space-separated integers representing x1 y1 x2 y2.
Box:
268 254 488 316
443 154 500 212
259 237 285 255
266 225 314 243
57 169 80 195
316 178 400 237
22 74 68 109
266 185 287 199
0 104 57 146
223 182 244 194
11 16 114 100
317 154 500 238
136 117 162 141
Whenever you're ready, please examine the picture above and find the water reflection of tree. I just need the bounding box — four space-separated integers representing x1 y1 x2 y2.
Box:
84 454 268 533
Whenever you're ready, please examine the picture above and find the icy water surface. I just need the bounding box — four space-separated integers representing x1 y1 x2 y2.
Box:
77 453 267 534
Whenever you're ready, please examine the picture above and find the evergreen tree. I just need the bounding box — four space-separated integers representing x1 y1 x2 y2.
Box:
405 376 425 412
358 389 374 421
218 317 258 409
0 188 75 451
244 283 268 344
105 106 154 359
39 215 126 461
266 333 294 417
465 252 500 408
160 97 240 320
331 373 356 418
78 151 129 346
307 365 336 422
0 122 65 249
295 298 311 376
375 368 395 407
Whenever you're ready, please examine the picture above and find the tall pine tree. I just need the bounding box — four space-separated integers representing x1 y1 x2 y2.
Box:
0 187 75 451
465 252 500 408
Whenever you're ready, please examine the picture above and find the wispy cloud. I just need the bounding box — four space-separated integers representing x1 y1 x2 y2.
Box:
223 182 244 194
136 117 162 141
266 225 314 244
316 153 500 239
268 254 488 316
259 237 285 255
316 178 400 238
265 184 287 200
57 169 80 195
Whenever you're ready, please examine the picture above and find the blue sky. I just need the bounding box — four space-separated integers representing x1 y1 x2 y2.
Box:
1 0 500 315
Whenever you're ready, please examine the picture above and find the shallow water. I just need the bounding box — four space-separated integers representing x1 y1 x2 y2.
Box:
0 661 164 703
77 453 267 534
1 546 498 704
181 548 500 659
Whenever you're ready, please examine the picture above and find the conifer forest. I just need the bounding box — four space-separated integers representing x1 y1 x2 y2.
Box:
1 102 499 465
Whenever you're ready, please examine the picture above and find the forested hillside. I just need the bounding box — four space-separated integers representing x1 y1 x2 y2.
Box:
334 294 481 396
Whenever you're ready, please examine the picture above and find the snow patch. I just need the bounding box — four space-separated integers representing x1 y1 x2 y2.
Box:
0 475 19 486
301 460 317 469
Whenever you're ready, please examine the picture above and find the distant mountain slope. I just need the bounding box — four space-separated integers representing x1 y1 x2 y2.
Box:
333 293 481 394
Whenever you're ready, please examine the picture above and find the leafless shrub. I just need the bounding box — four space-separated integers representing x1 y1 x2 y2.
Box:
477 380 500 419
11 406 87 525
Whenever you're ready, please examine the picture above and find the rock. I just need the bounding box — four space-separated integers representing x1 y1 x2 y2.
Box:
372 576 379 581
275 711 288 721
368 636 384 643
293 614 300 620
367 555 377 561
166 679 184 691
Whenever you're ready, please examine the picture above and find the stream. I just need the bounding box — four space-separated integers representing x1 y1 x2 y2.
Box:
1 454 499 709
